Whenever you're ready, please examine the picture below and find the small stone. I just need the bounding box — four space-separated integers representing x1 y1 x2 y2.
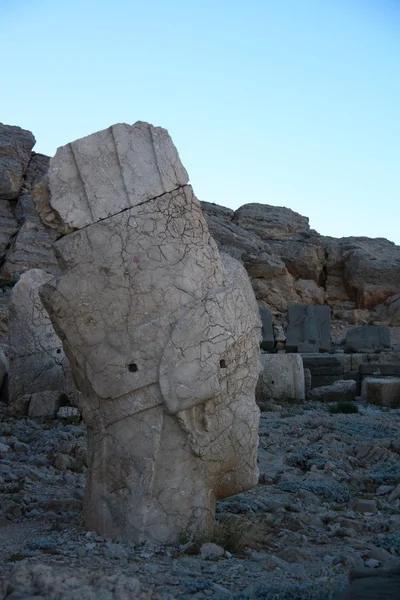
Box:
350 498 378 514
364 558 380 568
13 441 30 454
200 543 225 560
54 453 73 472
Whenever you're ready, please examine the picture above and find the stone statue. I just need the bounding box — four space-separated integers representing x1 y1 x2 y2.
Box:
35 122 261 543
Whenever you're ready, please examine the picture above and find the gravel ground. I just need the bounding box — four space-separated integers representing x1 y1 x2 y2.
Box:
0 400 399 599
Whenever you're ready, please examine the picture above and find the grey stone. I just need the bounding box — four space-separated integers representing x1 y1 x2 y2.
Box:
361 378 400 407
304 368 312 398
259 306 274 351
309 379 357 403
200 542 225 560
1 197 59 279
38 122 261 544
28 390 68 418
0 123 35 200
350 498 378 514
8 269 78 412
257 354 305 403
57 405 80 420
302 354 344 376
286 304 331 353
345 326 390 353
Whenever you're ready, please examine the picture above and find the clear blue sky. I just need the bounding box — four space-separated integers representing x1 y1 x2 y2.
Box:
2 0 400 243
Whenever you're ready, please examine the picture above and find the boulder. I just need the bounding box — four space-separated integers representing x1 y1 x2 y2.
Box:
309 380 357 403
361 378 400 408
8 269 77 412
371 293 400 326
233 203 325 282
325 236 400 310
28 390 69 418
0 123 35 200
38 122 261 544
257 354 305 404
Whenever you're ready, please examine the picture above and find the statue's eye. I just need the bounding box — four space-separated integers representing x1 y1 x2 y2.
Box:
219 359 227 369
128 363 138 373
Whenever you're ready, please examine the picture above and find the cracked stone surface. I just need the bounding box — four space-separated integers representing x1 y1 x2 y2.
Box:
8 269 78 414
38 123 261 544
35 121 189 237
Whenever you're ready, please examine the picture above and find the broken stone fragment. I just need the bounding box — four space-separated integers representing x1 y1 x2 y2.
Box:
35 121 189 238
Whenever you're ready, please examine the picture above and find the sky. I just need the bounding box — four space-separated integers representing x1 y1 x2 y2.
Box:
1 0 400 243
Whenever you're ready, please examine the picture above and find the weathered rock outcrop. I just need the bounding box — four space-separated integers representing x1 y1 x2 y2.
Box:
0 124 35 200
37 122 261 544
201 202 400 324
1 121 400 338
0 125 57 347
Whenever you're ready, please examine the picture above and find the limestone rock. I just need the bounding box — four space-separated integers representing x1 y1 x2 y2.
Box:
361 378 400 408
28 390 69 418
233 203 325 282
39 123 261 544
0 123 35 200
371 293 400 327
1 217 58 279
257 354 305 405
325 236 400 310
8 269 77 412
309 379 357 403
35 121 189 237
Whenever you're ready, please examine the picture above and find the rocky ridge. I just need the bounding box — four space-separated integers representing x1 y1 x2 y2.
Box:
1 122 400 347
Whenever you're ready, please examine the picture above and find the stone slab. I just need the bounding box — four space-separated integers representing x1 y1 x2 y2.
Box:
302 354 344 376
286 304 331 353
345 326 390 353
259 306 274 351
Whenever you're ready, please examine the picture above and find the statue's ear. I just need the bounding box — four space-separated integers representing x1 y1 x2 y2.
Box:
159 287 248 415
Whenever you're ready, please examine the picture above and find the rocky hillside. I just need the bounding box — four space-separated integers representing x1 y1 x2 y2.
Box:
200 202 400 327
1 122 400 344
